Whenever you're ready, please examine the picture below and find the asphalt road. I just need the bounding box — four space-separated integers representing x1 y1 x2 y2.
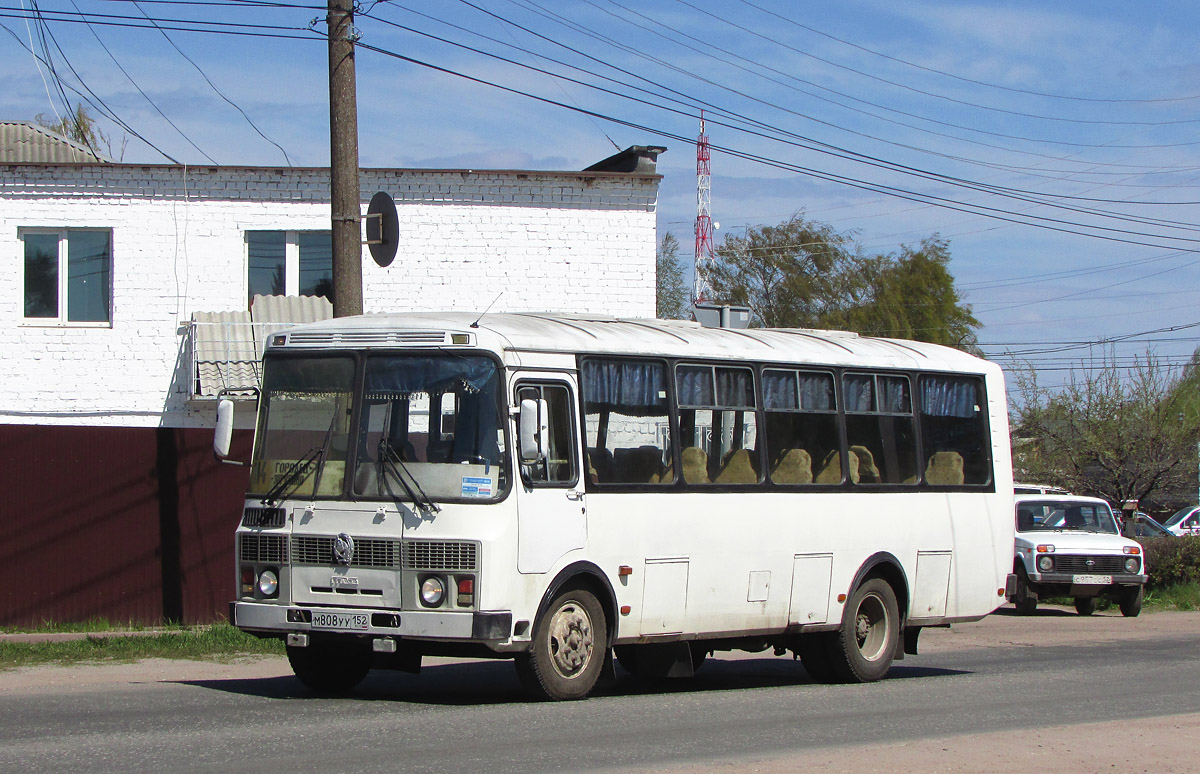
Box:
1 608 1198 773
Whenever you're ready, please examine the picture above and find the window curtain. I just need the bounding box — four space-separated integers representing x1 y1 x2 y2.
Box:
583 359 668 414
921 377 979 418
365 355 497 397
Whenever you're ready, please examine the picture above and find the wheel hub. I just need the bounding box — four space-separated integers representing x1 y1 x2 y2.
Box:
547 602 593 678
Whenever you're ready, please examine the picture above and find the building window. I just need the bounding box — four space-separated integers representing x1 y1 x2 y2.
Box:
22 229 112 323
246 230 333 307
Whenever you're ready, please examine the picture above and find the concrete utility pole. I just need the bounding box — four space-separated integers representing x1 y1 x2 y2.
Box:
327 0 363 317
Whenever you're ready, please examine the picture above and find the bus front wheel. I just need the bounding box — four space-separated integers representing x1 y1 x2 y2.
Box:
827 578 899 683
516 587 607 701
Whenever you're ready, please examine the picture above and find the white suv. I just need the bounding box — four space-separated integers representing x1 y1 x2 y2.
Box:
1012 494 1147 617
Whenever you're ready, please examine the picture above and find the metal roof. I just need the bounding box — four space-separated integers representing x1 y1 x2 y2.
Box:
273 312 996 374
0 121 109 163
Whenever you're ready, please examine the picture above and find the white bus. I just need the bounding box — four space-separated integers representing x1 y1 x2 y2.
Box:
218 312 1016 700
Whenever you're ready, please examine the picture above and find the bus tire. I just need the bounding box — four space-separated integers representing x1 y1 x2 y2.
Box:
827 578 899 683
1119 586 1144 618
286 640 371 695
516 586 606 701
1074 597 1096 616
796 633 838 684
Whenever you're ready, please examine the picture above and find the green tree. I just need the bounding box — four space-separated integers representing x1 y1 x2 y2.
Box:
829 237 980 350
707 214 978 348
707 215 855 328
656 232 691 320
1012 352 1200 511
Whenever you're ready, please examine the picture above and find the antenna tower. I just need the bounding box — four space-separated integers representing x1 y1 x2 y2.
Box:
693 112 714 303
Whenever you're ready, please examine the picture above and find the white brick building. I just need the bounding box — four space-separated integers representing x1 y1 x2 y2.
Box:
1 154 661 429
0 144 663 625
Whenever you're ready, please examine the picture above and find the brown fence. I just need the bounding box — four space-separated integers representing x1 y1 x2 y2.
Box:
0 424 252 627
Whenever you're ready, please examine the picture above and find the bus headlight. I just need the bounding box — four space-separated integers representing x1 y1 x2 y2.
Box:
1037 555 1054 572
420 576 446 607
1124 557 1140 573
258 569 279 598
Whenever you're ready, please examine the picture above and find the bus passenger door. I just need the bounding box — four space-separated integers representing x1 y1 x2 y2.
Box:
514 377 586 574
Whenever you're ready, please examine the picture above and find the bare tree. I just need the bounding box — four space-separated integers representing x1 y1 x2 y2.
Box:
1011 350 1200 511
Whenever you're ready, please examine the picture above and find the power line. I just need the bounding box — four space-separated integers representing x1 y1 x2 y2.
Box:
732 0 1200 106
69 0 217 163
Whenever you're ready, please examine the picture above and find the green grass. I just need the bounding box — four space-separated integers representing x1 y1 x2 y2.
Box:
0 623 285 671
0 618 186 635
1145 582 1200 611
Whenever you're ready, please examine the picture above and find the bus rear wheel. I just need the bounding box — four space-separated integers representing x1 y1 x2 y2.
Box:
516 587 607 701
286 639 372 695
827 578 899 683
1074 597 1096 616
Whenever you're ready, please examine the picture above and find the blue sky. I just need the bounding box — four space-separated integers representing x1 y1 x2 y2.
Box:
4 0 1199 388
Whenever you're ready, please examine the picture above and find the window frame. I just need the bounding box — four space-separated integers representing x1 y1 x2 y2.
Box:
245 229 333 307
515 379 580 489
19 227 113 327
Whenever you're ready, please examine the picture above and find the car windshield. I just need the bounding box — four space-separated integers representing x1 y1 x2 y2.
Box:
1015 500 1119 534
1163 507 1196 528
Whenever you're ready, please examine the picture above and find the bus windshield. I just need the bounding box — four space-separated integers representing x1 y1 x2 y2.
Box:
250 355 355 499
351 353 506 502
249 353 507 502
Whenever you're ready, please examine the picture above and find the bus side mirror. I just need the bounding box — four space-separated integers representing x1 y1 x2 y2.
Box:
214 398 235 461
518 398 548 464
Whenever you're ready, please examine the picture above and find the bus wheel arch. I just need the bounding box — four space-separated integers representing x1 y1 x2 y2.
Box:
828 553 908 683
517 564 614 700
535 561 619 646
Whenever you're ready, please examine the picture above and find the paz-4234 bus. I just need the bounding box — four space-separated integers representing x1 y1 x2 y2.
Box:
216 313 1016 700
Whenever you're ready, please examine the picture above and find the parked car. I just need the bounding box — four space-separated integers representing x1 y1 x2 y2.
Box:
1122 512 1175 539
1014 483 1071 495
1162 505 1200 537
1012 494 1147 617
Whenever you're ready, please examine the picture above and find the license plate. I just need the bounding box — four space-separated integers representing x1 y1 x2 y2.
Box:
1073 574 1113 585
310 611 369 630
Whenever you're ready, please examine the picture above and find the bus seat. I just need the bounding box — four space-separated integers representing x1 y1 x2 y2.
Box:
613 446 664 483
586 447 613 483
814 449 843 484
716 448 759 484
682 446 709 484
770 448 812 484
925 451 964 486
849 445 879 484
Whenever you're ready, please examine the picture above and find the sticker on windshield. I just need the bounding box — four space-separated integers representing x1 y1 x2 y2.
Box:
462 476 493 498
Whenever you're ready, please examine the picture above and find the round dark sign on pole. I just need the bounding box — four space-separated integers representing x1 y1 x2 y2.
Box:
365 191 399 267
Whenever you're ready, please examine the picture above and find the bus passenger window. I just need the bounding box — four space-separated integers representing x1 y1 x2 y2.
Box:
763 369 838 485
844 373 917 485
677 364 760 485
516 383 576 485
919 375 989 486
581 359 674 485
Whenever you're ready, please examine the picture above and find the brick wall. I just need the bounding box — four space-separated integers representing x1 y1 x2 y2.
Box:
0 163 659 429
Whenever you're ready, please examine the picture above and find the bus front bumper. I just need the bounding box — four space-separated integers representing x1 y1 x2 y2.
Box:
230 601 513 641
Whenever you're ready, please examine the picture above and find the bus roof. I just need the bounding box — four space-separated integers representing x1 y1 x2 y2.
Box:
275 312 995 374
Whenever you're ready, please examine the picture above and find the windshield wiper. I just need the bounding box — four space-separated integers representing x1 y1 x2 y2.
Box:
378 439 441 515
261 446 324 507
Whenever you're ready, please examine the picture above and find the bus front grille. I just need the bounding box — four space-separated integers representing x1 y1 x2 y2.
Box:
240 534 288 564
291 536 402 568
403 540 478 571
